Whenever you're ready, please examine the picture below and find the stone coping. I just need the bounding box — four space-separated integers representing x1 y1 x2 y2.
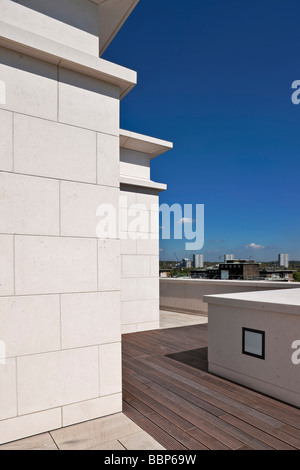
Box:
160 277 300 288
203 288 300 316
120 129 173 158
0 21 137 99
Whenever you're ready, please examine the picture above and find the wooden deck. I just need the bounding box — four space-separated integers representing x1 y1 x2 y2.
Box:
122 324 300 450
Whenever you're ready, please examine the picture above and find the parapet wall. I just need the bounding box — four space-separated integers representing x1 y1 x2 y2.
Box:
160 278 300 315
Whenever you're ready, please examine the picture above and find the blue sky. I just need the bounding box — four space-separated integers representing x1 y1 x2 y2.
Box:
103 0 300 262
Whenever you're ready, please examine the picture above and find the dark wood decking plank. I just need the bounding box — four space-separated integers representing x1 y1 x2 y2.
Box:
126 354 288 434
141 413 210 451
123 376 246 450
187 426 231 450
122 402 188 450
123 381 243 450
123 370 269 450
130 356 300 447
123 389 157 418
200 373 300 429
124 325 208 356
123 388 194 431
280 424 300 441
123 393 207 450
123 357 226 417
221 415 296 450
162 356 290 424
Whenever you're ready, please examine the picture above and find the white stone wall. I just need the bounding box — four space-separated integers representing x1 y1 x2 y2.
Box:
120 185 160 334
0 45 122 443
1 0 100 56
0 0 170 444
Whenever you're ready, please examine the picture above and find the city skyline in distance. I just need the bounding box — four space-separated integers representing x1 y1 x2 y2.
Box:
159 243 293 265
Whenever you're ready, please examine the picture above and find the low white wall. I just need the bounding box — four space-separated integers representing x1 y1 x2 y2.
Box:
205 289 300 408
160 278 300 315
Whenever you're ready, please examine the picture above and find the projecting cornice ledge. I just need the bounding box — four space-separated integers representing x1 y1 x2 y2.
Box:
119 130 172 192
120 129 173 159
120 176 167 192
0 21 137 99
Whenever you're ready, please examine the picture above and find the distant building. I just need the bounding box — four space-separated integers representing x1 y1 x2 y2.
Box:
219 260 260 280
191 259 260 280
278 254 289 268
260 268 294 281
182 258 192 268
193 254 204 268
159 269 171 278
224 254 234 262
191 270 208 279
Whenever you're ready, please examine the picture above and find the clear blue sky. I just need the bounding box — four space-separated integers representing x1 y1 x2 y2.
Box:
103 0 300 262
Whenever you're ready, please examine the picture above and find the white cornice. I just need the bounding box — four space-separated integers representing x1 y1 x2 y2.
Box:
120 129 173 159
0 21 137 99
120 175 167 192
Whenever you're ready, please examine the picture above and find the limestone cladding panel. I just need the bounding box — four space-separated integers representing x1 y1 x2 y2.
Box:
0 109 13 172
60 181 119 238
14 236 98 295
0 234 14 296
58 67 120 135
61 292 121 349
17 347 99 415
0 46 57 120
14 114 97 183
0 295 60 357
0 172 59 236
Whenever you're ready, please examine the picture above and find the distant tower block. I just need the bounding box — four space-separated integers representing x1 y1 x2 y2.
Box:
193 254 204 268
278 253 289 268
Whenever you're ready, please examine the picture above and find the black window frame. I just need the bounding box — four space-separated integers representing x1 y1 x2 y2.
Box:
242 327 265 360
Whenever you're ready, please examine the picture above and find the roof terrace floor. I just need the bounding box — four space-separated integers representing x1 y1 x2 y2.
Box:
122 321 300 450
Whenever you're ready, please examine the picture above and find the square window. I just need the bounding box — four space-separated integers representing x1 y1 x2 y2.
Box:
242 328 265 359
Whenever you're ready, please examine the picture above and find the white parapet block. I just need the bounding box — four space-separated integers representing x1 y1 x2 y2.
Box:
204 288 300 408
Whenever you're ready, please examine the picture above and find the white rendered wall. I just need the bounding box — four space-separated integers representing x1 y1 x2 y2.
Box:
0 45 122 444
206 290 300 408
